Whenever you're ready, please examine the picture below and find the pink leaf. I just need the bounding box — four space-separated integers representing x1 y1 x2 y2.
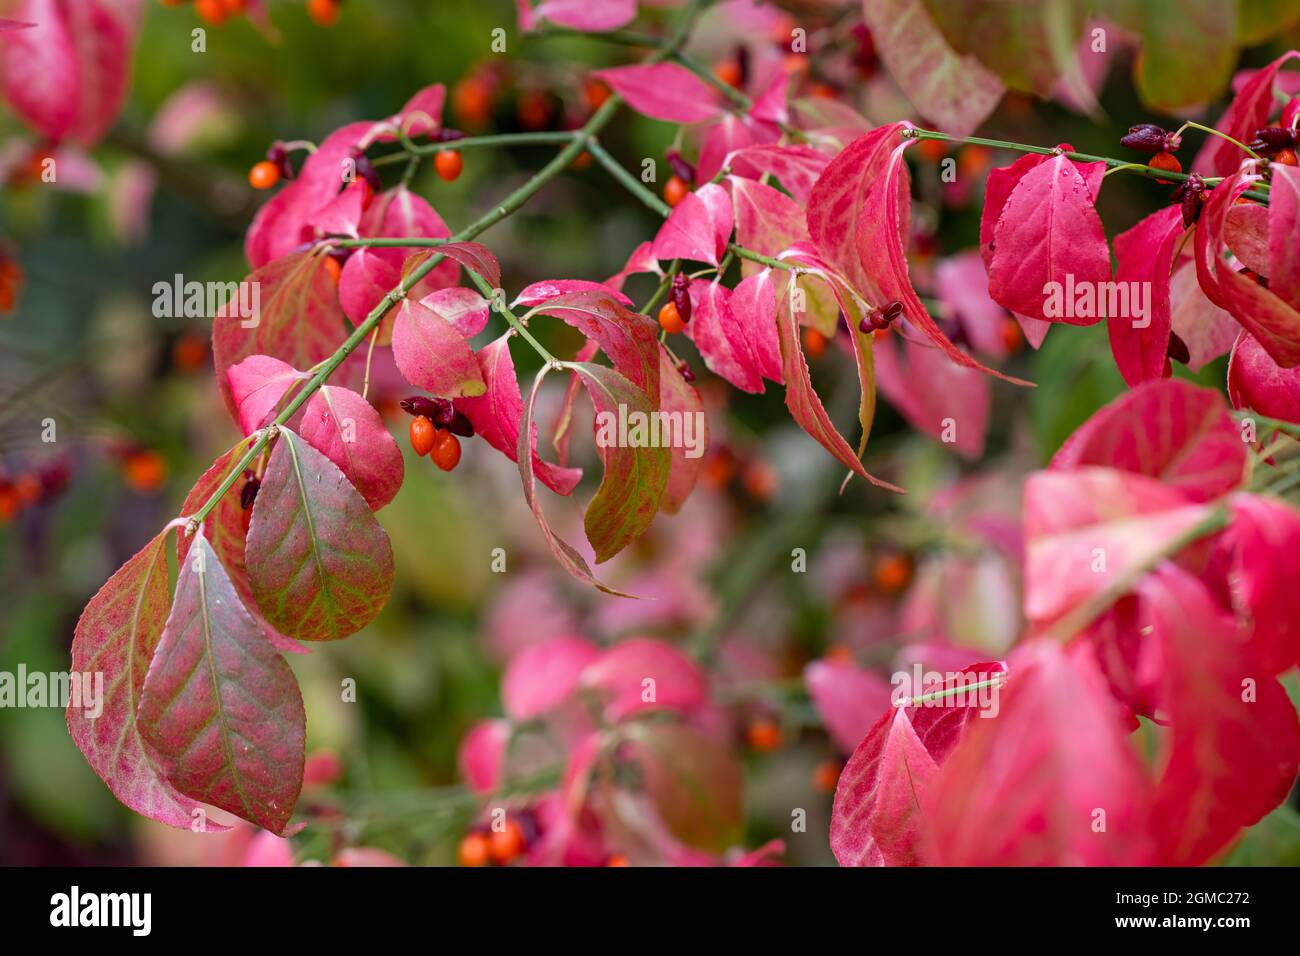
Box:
1023 467 1213 628
1109 206 1184 385
502 635 601 720
697 115 758 185
579 638 708 722
873 331 991 460
727 143 829 204
419 287 490 338
138 534 306 835
1225 493 1300 675
68 530 215 831
651 182 733 266
591 63 725 124
926 641 1152 865
1141 565 1300 864
0 0 134 145
657 344 708 513
517 0 636 32
1170 260 1237 371
297 385 404 511
458 719 510 794
861 0 1004 137
1049 378 1247 502
987 151 1112 326
391 297 486 398
454 333 582 496
685 278 763 394
1227 329 1300 423
729 269 783 385
933 251 1013 359
804 658 893 754
1270 164 1300 311
227 355 305 437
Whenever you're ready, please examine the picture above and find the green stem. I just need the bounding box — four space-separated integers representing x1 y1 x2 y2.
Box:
467 269 556 365
585 138 671 216
907 128 1272 204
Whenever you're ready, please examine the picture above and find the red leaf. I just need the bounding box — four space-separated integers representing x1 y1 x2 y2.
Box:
138 534 306 835
926 641 1152 866
651 182 733 266
1195 169 1300 367
727 143 830 204
987 151 1112 326
458 719 510 794
1109 206 1184 385
656 344 708 514
1170 260 1237 371
873 331 991 460
728 269 783 385
804 658 893 754
516 0 636 32
1049 378 1247 502
418 287 490 339
1193 51 1300 178
502 635 601 720
1227 329 1300 423
861 0 1003 137
1023 467 1213 627
246 428 395 641
390 297 486 398
227 355 306 436
212 251 348 421
453 332 582 496
591 63 725 124
1270 164 1300 311
68 529 214 830
1225 493 1300 675
298 385 404 511
1141 565 1300 864
685 278 763 394
0 0 134 146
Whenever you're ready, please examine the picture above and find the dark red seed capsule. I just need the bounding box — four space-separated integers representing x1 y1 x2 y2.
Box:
445 410 475 438
1255 127 1296 149
882 300 903 322
437 128 467 142
240 476 260 510
1167 331 1190 365
352 152 381 192
665 148 696 185
400 396 441 418
678 361 695 383
858 316 873 334
267 143 294 180
1181 188 1204 228
1120 123 1169 153
671 272 692 323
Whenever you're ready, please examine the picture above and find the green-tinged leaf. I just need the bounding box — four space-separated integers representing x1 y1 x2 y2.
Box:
1098 0 1238 111
656 345 708 514
246 428 395 641
68 529 211 830
138 535 305 835
1236 0 1300 45
571 362 671 563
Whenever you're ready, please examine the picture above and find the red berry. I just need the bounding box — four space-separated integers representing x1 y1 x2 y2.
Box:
457 832 490 867
435 149 463 182
813 761 841 793
1275 147 1299 167
873 553 914 594
664 175 690 208
802 327 828 359
432 431 461 471
658 301 685 334
195 0 229 26
489 819 526 864
747 718 783 752
409 416 436 456
307 0 340 27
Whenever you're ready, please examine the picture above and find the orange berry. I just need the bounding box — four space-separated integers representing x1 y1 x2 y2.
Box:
813 760 841 793
517 91 551 131
741 459 778 501
1149 151 1182 174
872 553 914 595
194 0 228 25
0 255 23 314
781 52 806 76
802 327 828 358
172 332 208 373
13 474 40 506
713 60 743 88
702 450 736 489
663 175 690 208
123 449 167 494
571 150 593 171
452 77 493 129
658 301 685 335
489 819 526 864
824 644 854 665
434 149 463 182
957 144 992 177
409 416 436 456
916 138 948 163
747 718 783 752
808 81 837 99
1275 148 1299 167
582 77 611 111
220 0 246 13
605 854 630 867
306 0 340 27
432 430 462 471
248 160 280 190
457 832 491 867
0 485 18 523
999 316 1024 355
323 255 342 285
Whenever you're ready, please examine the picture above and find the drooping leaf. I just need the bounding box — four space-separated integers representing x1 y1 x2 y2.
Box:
656 344 708 514
1141 564 1300 864
579 638 708 721
246 428 395 641
727 143 830 204
685 277 763 394
1108 206 1184 385
454 332 582 496
390 296 486 398
1269 164 1300 311
804 658 894 754
862 0 1004 136
212 251 348 421
1193 50 1300 177
227 355 307 437
297 385 404 511
591 63 725 124
571 362 670 563
138 534 306 835
1170 260 1237 371
1224 493 1300 675
68 529 212 830
419 287 491 339
926 640 1152 865
651 182 733 266
727 269 783 386
1049 378 1247 502
873 329 991 459
1227 330 1300 423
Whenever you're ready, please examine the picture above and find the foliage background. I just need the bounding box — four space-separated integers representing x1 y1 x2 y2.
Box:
1 0 1299 865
